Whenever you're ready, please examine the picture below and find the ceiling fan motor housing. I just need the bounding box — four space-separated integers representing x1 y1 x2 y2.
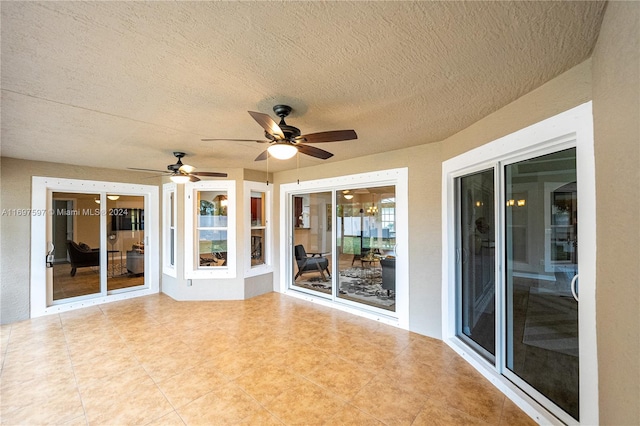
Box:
272 104 292 118
272 105 300 140
168 152 186 171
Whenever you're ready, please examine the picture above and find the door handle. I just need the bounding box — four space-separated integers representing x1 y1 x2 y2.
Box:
46 242 55 268
570 274 579 302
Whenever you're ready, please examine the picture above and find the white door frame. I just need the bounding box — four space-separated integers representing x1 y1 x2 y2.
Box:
441 102 597 424
30 177 160 317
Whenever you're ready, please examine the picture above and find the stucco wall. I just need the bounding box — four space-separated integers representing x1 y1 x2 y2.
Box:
591 2 640 424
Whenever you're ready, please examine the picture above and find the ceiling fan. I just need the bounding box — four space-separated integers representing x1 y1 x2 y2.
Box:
202 104 358 161
128 152 227 183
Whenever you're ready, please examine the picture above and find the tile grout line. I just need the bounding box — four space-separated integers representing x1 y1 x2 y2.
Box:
60 312 90 425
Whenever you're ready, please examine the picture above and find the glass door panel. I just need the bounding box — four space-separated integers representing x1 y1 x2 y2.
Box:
106 195 145 291
336 186 396 312
505 148 579 420
457 171 496 359
52 192 101 300
291 192 332 296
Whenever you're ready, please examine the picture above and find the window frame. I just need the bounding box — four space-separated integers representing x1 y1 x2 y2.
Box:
184 180 236 279
162 183 177 277
244 181 272 277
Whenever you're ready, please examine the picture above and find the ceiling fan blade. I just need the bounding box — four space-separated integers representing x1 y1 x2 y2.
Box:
191 171 228 178
254 150 269 161
128 167 169 173
298 129 358 143
201 138 268 143
296 144 334 160
248 111 285 139
189 175 201 182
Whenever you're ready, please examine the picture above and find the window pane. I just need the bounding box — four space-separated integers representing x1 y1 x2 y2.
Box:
198 230 227 267
170 192 174 227
337 186 396 312
505 148 579 419
251 228 265 266
170 229 175 267
107 195 145 291
52 192 101 300
251 191 265 227
198 190 227 227
292 192 333 295
458 170 496 359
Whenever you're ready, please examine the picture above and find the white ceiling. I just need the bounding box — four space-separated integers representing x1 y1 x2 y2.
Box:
1 1 606 174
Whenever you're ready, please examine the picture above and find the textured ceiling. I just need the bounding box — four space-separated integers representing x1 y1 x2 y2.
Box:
1 1 606 174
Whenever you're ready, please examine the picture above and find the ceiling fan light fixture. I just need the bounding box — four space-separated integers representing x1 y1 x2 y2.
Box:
170 173 191 184
267 143 297 160
179 164 195 174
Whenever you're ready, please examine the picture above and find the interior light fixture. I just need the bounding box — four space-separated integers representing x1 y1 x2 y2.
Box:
366 194 378 215
107 195 120 201
267 144 297 160
94 198 100 204
344 194 354 200
170 174 191 184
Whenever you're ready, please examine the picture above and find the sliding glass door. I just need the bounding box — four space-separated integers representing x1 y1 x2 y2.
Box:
289 186 398 312
504 148 579 420
48 190 148 304
453 148 580 422
284 169 407 322
445 104 595 424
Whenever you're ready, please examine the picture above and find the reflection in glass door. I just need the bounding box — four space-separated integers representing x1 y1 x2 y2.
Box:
106 194 145 292
52 192 101 300
197 190 228 268
250 191 266 267
505 148 579 420
291 192 333 296
336 186 396 312
457 171 495 360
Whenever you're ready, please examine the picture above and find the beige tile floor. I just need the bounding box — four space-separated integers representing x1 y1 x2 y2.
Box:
0 293 537 425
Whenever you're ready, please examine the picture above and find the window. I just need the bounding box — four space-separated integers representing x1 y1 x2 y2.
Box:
244 181 272 276
163 183 177 277
381 197 396 239
184 180 236 279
